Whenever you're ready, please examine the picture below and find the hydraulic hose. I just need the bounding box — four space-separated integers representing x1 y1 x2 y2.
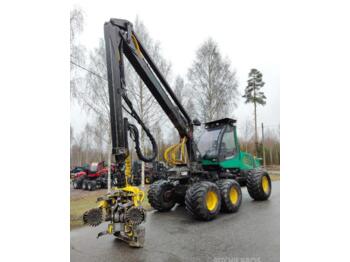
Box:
128 123 158 162
122 93 158 162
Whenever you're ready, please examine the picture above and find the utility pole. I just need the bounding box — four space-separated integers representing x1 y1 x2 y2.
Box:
261 122 266 167
270 146 273 166
141 162 145 189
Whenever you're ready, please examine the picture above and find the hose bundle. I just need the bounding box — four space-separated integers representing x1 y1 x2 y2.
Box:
128 123 157 162
122 93 158 162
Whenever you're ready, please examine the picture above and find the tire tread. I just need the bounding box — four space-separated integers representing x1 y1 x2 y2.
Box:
185 181 221 221
246 171 271 201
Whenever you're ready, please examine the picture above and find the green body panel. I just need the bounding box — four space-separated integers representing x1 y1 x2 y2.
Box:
201 151 260 170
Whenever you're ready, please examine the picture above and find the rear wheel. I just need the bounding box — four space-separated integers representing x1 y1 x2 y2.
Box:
73 180 79 189
247 171 272 200
148 180 176 211
217 179 242 213
185 181 221 221
88 181 96 191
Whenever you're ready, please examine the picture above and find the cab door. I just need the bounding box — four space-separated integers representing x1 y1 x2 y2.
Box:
218 125 237 161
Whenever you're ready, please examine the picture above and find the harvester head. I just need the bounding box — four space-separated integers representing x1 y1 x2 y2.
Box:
82 185 146 247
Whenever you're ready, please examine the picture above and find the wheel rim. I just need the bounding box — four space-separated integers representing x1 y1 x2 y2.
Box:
206 191 218 211
229 187 239 204
163 189 173 202
262 176 269 193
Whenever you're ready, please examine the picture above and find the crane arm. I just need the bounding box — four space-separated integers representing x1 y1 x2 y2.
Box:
104 18 198 163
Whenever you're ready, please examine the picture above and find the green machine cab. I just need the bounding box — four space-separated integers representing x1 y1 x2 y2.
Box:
198 118 261 185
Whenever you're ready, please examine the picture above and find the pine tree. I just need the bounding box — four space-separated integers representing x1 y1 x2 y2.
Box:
242 68 266 155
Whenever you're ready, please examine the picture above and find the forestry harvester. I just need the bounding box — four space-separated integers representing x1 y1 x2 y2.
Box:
83 19 272 248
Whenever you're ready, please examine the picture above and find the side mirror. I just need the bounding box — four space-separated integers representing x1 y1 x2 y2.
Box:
193 119 201 126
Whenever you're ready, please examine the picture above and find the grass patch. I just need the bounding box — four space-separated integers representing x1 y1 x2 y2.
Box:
269 172 280 181
70 192 101 229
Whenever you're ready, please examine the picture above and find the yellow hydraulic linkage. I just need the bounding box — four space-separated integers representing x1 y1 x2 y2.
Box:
164 137 188 166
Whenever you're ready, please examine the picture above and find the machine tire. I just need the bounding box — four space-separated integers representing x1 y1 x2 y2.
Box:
73 180 79 189
185 181 221 221
82 180 88 190
87 181 93 191
148 180 176 212
133 179 141 186
145 174 153 184
88 181 97 191
246 171 272 201
217 179 242 213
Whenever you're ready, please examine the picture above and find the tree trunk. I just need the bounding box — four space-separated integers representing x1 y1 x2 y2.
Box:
275 145 279 165
269 147 273 165
253 80 258 156
261 122 266 166
254 100 258 155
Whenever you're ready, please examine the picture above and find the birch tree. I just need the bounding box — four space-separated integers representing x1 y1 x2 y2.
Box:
73 38 110 143
173 76 185 105
70 6 86 97
187 38 238 122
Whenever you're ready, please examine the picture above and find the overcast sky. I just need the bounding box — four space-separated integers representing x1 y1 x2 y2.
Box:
71 0 280 135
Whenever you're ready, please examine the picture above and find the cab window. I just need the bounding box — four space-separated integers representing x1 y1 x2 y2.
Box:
220 125 236 158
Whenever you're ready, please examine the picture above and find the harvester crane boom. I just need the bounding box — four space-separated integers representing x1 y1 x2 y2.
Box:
104 18 198 164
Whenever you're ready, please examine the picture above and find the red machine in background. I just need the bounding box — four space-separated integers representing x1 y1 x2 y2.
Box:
72 161 115 191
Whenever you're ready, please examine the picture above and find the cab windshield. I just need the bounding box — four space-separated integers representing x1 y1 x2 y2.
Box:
90 163 98 172
197 127 223 159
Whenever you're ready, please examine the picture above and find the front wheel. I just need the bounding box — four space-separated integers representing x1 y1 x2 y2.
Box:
148 180 176 211
247 171 272 200
185 181 221 221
